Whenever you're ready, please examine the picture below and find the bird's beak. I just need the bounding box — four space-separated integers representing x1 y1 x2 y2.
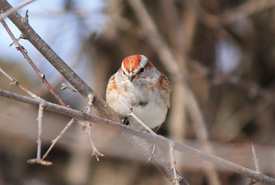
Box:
128 73 137 82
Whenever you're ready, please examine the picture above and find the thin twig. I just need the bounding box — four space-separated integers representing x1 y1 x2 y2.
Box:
86 94 94 114
170 143 181 185
42 118 76 161
37 103 44 159
248 143 262 185
223 0 275 24
252 143 261 173
0 0 35 21
1 89 275 184
0 66 40 99
0 18 68 107
84 94 104 161
87 123 104 161
61 83 78 92
27 102 52 166
118 98 156 135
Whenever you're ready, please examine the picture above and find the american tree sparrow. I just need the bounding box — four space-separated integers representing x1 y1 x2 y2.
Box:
106 55 171 130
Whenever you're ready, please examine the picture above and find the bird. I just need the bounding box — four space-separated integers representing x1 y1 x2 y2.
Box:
106 55 171 130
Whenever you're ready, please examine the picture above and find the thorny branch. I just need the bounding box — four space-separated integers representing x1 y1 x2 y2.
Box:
1 89 275 185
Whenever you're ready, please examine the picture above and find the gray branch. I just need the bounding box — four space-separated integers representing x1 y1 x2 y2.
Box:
1 89 275 185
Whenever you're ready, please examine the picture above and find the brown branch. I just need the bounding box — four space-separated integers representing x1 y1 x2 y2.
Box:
0 0 121 121
1 89 275 185
84 94 104 161
42 118 76 160
27 102 52 166
169 143 181 185
222 0 275 24
0 66 40 99
0 0 35 21
0 18 68 107
0 0 186 183
127 0 220 184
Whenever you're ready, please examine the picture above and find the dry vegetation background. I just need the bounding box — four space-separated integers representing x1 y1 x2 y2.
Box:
0 0 275 185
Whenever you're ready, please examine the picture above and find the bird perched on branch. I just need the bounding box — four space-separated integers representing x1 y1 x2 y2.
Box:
106 55 171 130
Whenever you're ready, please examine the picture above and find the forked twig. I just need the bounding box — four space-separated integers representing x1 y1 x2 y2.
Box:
86 122 104 161
83 94 104 161
27 103 52 166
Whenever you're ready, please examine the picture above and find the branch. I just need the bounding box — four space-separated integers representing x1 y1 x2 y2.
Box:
0 18 67 107
1 89 275 185
0 0 121 122
0 0 186 182
0 66 40 99
127 0 220 184
0 0 35 21
42 118 76 160
27 102 52 166
222 0 275 24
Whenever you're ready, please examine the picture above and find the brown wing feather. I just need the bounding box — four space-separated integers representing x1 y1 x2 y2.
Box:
106 74 118 95
158 74 171 108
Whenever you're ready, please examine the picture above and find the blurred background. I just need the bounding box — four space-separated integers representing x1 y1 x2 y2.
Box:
0 0 275 184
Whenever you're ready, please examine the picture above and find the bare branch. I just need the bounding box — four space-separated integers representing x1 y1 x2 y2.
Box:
0 1 183 182
223 0 275 24
86 94 94 114
27 102 52 166
0 0 35 21
127 0 220 184
61 83 78 92
0 0 121 121
87 123 104 161
118 98 156 135
169 143 181 185
252 143 261 173
0 18 68 107
84 94 104 161
1 89 275 184
0 66 40 99
37 103 44 160
42 118 76 161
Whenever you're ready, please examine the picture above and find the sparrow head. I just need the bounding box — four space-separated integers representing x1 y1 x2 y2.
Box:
121 55 149 82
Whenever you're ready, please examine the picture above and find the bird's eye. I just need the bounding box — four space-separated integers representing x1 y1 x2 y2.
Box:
140 68 144 73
